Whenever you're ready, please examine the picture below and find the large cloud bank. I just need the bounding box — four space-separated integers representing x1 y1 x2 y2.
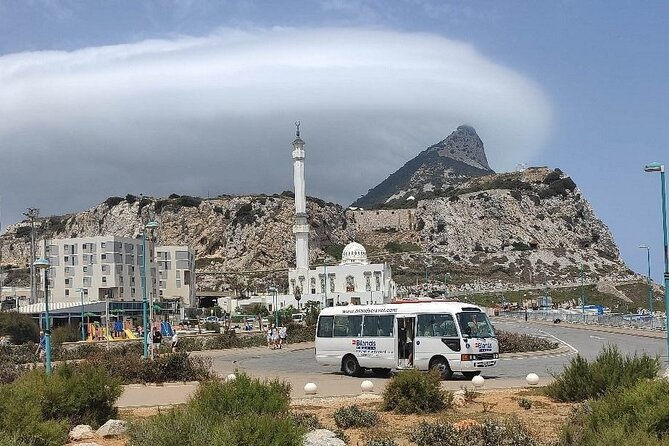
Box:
0 27 551 225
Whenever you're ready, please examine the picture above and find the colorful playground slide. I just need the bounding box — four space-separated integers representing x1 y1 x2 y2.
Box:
124 329 138 339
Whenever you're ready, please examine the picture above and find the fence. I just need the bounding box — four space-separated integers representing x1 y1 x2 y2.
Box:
501 309 667 332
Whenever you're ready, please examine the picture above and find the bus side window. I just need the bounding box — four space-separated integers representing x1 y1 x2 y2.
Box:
317 316 334 337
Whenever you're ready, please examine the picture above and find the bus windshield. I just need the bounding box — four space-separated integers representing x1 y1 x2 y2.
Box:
456 312 495 338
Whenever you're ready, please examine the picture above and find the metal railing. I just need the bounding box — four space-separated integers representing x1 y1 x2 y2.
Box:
501 309 667 332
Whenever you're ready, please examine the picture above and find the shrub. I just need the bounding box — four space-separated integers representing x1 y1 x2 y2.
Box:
191 373 291 416
289 412 322 431
203 321 221 332
382 369 450 414
545 345 660 402
559 379 669 446
365 439 397 446
0 363 122 446
287 324 315 342
51 325 80 345
0 313 39 344
410 419 539 446
518 398 533 410
104 196 124 207
333 405 379 429
384 241 420 253
497 330 557 353
129 372 302 446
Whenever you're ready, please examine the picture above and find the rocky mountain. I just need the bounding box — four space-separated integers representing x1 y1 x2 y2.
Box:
351 125 495 209
0 165 636 296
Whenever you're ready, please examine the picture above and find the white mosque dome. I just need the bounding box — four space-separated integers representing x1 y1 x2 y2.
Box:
341 242 369 265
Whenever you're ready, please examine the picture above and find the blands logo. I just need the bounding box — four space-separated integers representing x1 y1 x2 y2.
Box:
352 339 377 351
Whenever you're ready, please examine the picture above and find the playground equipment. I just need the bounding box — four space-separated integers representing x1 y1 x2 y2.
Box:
161 321 174 337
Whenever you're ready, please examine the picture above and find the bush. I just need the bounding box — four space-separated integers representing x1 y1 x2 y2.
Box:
333 405 379 429
86 351 213 384
129 372 303 446
365 439 397 446
497 330 557 353
289 412 322 431
410 419 539 446
0 313 39 344
287 324 315 342
545 345 660 402
51 325 80 345
559 379 669 446
0 363 122 446
382 369 451 414
190 373 291 416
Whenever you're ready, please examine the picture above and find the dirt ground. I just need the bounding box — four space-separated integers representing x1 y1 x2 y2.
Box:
73 388 573 446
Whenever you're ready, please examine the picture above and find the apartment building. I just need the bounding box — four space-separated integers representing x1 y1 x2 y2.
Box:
156 245 196 308
39 236 159 304
37 236 196 311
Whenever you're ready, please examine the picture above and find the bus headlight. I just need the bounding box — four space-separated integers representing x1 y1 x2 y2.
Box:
461 354 477 361
493 353 499 359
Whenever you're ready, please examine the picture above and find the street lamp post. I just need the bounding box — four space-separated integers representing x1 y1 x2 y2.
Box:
644 162 669 362
269 287 278 327
639 245 653 315
33 258 51 374
141 221 159 359
323 258 327 309
580 264 586 321
76 287 85 341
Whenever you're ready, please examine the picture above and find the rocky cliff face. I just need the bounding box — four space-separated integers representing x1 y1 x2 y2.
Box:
351 125 494 209
0 166 632 294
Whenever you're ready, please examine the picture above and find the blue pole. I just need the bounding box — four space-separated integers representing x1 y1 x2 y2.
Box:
80 288 85 341
44 267 51 374
141 230 149 359
659 170 669 362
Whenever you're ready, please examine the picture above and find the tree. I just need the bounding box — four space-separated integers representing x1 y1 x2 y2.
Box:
0 313 39 344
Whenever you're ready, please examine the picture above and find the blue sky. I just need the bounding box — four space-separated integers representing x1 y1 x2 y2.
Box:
0 1 668 283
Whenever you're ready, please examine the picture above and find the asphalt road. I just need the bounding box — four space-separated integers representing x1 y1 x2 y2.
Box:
118 321 669 406
202 319 668 383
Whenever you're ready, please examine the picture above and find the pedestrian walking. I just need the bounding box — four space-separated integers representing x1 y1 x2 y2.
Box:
266 326 272 349
151 327 163 358
171 331 179 353
279 326 287 348
35 330 46 366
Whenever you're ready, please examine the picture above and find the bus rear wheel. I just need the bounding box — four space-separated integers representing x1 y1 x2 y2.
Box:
372 368 391 377
342 355 362 377
429 356 452 380
462 371 481 379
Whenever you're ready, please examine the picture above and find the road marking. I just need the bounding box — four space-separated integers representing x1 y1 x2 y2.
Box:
539 330 579 354
589 335 606 341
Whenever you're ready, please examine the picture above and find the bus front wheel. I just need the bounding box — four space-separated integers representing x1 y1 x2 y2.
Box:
342 355 362 377
429 356 452 380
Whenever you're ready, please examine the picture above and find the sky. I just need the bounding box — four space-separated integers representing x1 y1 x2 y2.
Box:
0 1 668 282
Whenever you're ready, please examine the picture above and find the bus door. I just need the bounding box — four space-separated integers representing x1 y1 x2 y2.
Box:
396 316 416 369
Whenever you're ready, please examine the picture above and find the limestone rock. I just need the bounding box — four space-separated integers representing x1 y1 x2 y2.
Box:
95 419 127 437
303 429 346 446
69 425 95 441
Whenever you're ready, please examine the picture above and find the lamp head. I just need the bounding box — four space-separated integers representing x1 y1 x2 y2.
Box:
639 245 649 249
145 221 160 230
644 162 665 173
33 258 49 270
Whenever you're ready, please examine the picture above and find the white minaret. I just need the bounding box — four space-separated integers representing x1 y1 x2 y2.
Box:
292 121 309 272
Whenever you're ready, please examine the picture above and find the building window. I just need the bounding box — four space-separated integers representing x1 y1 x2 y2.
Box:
329 274 335 293
346 275 355 292
375 273 381 291
102 277 107 284
65 289 69 297
310 277 316 294
319 274 326 293
83 277 92 287
131 288 135 297
176 280 181 288
365 273 371 292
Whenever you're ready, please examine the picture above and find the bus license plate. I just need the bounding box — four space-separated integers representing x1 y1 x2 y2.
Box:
474 360 495 368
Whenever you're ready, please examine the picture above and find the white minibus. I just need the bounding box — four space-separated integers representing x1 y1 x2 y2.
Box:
315 301 498 379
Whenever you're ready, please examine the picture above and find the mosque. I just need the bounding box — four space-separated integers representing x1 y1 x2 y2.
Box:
285 124 396 307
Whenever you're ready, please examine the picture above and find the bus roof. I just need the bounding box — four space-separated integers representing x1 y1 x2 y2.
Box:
319 301 484 316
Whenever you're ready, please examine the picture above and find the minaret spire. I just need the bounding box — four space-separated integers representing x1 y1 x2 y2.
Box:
292 123 309 272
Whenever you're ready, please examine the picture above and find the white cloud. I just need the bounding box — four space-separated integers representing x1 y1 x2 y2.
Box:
0 27 551 225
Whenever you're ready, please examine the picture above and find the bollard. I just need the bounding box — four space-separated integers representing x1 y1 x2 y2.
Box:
304 382 318 395
361 380 374 393
471 375 485 388
225 373 236 382
526 373 540 386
